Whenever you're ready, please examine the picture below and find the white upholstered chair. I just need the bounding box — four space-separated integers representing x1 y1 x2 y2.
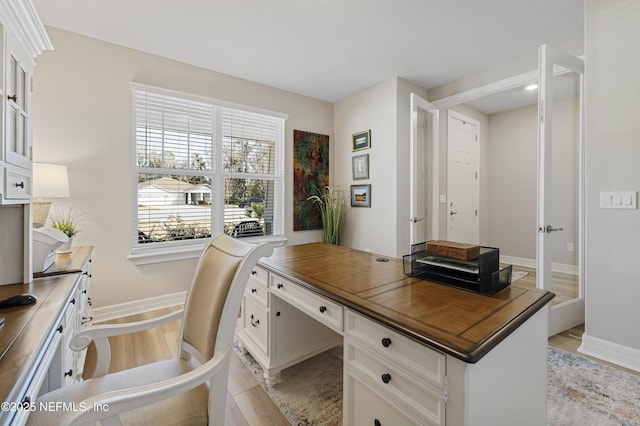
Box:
27 234 273 426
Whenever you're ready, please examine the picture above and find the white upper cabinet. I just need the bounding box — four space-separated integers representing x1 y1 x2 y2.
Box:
0 0 52 204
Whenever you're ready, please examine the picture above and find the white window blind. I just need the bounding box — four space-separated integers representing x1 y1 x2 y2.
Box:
132 85 285 248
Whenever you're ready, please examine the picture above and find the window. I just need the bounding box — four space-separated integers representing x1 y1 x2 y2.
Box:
132 84 285 250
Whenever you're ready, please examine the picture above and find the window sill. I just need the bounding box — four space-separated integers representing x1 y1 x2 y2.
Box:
128 236 288 266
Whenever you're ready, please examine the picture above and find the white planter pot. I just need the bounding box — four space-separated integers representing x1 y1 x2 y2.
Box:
57 236 74 254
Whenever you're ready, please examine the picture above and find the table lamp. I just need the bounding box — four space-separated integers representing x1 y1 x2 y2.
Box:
32 163 70 226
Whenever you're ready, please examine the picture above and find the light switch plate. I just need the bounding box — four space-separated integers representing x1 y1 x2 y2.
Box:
600 191 637 209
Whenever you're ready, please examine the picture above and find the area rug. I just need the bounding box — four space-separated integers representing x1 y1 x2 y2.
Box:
547 346 640 425
233 343 343 425
234 342 640 425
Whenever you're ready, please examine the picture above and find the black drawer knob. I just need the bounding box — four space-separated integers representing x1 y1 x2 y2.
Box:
64 369 73 377
277 283 283 289
381 373 391 384
15 181 24 188
319 306 327 314
251 270 257 275
251 288 257 293
374 420 381 426
381 337 392 348
250 314 260 327
56 324 63 333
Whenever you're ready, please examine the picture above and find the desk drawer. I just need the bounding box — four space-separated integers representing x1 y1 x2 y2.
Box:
243 296 268 354
246 279 269 307
5 168 31 199
346 373 424 426
249 266 268 286
271 275 343 332
345 309 445 390
346 341 444 424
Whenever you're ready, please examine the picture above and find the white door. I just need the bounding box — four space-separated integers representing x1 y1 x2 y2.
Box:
537 44 585 336
447 111 479 244
410 93 439 247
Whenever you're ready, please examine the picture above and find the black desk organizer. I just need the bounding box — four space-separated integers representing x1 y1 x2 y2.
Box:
403 242 512 295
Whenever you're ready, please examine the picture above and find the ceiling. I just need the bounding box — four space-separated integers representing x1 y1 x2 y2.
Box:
32 0 584 111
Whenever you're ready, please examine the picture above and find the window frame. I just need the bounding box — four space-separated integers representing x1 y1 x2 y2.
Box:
129 83 287 264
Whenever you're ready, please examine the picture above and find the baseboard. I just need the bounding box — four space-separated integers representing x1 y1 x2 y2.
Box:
501 255 536 269
579 333 640 373
500 255 578 276
93 291 186 323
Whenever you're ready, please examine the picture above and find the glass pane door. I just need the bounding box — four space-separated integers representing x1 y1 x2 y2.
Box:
5 45 31 169
537 44 585 336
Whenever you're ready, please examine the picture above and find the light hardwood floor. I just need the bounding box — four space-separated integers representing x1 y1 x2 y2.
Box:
508 265 579 305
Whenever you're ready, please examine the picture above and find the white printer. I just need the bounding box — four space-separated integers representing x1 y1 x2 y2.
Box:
33 226 68 273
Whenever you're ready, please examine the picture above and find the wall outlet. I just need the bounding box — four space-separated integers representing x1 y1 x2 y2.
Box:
567 243 575 252
439 194 447 204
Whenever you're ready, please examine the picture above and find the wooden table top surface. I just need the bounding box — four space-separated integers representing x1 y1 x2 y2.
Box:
0 247 93 417
260 243 555 363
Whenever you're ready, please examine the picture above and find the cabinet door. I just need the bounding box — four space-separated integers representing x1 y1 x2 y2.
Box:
5 37 32 170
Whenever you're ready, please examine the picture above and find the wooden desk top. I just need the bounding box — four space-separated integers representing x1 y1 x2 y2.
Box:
0 247 93 420
259 243 554 363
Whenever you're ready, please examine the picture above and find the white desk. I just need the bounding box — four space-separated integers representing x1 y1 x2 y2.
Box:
237 243 553 426
0 247 93 426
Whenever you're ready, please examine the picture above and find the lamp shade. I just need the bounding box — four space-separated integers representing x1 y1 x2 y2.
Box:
33 163 71 198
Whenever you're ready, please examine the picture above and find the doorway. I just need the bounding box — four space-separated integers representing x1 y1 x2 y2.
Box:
424 45 584 336
447 111 479 244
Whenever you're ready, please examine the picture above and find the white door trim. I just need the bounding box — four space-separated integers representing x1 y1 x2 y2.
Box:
410 93 440 246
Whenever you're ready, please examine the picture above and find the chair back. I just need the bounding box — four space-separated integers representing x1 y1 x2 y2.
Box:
179 234 273 363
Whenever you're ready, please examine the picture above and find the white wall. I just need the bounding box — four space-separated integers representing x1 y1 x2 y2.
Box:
333 79 397 256
582 0 640 366
33 28 332 308
333 78 428 258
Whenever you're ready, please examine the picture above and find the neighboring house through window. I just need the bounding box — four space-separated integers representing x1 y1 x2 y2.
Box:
132 84 285 249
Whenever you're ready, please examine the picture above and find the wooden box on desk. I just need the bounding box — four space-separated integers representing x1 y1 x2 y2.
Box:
426 240 480 261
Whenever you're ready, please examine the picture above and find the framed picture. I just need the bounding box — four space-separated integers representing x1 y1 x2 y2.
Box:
351 184 371 207
352 154 369 180
352 129 371 151
293 130 329 231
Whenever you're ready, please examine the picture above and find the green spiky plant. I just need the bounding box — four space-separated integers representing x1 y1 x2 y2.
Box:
307 186 347 245
50 207 84 238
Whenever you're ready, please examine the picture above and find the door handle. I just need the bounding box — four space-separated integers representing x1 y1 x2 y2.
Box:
450 210 459 216
540 225 564 233
407 217 423 223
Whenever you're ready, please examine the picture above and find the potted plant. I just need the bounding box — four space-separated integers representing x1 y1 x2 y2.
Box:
307 186 347 245
50 207 84 253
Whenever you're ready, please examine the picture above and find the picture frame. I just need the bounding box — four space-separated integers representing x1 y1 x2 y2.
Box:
293 130 330 231
352 129 371 151
351 184 371 207
352 154 369 180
